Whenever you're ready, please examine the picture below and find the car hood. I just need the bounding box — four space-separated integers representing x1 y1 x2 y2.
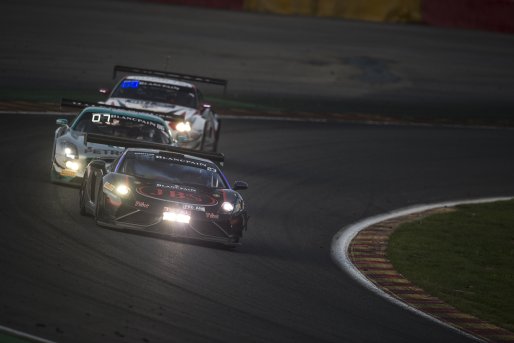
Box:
134 181 224 207
57 130 124 158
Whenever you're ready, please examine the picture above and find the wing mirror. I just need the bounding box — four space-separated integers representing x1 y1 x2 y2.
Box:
89 159 107 172
232 181 248 191
201 104 212 117
56 118 68 126
98 88 110 95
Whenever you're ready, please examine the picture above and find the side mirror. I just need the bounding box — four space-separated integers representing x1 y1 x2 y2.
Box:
201 104 212 117
89 159 107 172
232 181 248 191
98 88 110 95
56 118 68 126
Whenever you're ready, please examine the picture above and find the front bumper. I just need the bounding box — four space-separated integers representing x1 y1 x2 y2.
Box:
98 199 245 245
173 131 202 150
50 161 83 185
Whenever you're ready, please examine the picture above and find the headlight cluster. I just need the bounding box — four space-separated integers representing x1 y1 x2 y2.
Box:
115 184 130 196
59 141 80 172
175 121 191 133
221 202 234 212
220 200 243 214
61 142 78 159
65 160 80 171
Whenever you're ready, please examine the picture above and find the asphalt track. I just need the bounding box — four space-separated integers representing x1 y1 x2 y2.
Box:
2 1 514 342
2 0 514 117
1 114 514 343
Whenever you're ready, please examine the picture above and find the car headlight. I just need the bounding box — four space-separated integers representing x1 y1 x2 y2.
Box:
176 121 191 133
163 211 191 223
61 142 78 159
115 185 130 196
65 160 80 171
221 202 234 213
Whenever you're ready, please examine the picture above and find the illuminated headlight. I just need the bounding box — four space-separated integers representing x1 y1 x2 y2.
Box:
221 202 234 213
65 160 80 171
115 185 130 196
62 142 78 159
176 121 191 133
163 211 191 223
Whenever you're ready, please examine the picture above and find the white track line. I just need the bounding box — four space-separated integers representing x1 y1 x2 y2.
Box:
0 110 329 122
0 324 57 343
331 196 513 343
0 111 75 116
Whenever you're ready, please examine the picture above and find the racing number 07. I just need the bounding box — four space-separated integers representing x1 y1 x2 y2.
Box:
92 114 111 123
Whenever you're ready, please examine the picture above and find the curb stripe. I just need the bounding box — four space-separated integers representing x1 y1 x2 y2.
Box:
332 196 514 343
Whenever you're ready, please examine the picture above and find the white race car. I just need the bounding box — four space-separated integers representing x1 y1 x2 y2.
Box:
100 66 226 152
51 102 174 185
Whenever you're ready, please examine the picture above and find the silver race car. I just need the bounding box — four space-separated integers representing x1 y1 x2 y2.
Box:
100 65 226 152
51 101 174 185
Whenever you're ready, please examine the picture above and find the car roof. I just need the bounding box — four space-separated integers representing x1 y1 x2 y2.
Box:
81 106 167 124
124 75 195 89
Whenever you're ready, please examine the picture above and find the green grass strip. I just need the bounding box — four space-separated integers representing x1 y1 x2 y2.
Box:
388 199 514 332
0 332 34 343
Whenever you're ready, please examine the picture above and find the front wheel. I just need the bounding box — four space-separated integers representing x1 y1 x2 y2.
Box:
94 184 105 225
199 122 208 151
213 119 221 152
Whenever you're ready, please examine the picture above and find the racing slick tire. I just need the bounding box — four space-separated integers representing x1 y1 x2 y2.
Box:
79 173 88 216
213 119 221 153
199 122 208 151
94 184 106 225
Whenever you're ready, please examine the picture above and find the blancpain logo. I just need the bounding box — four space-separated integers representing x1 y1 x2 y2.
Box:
156 183 197 193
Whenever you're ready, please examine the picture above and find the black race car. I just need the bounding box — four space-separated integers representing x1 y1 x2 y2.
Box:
79 133 248 246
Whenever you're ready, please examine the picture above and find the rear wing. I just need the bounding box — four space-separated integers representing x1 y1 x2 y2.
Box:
60 98 185 123
84 133 225 165
113 65 228 95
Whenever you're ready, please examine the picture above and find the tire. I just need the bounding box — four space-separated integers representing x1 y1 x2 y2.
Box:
94 183 105 225
213 119 221 153
199 122 208 151
79 173 88 216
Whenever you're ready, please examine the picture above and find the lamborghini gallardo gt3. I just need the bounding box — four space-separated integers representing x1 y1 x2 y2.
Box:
79 134 249 246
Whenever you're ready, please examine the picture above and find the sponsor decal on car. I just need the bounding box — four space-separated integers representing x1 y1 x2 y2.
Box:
156 183 197 193
134 200 150 209
183 204 205 212
85 147 121 156
155 154 209 169
137 185 217 205
103 182 115 192
60 169 77 177
205 212 219 219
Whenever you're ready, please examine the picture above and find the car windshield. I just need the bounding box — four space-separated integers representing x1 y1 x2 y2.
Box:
121 152 226 189
111 79 197 108
73 111 172 144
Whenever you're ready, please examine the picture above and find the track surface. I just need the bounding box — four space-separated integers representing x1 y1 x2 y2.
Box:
2 0 514 116
2 1 514 342
1 114 514 342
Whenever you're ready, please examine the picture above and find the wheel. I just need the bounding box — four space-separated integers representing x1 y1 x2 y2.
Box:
79 173 88 216
213 119 221 152
199 122 208 151
94 183 105 224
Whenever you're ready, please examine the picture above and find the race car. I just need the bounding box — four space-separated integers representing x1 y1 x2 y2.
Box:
100 65 226 152
79 133 249 246
51 100 175 185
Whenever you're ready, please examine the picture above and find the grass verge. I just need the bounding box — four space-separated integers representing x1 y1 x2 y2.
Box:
387 199 514 332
